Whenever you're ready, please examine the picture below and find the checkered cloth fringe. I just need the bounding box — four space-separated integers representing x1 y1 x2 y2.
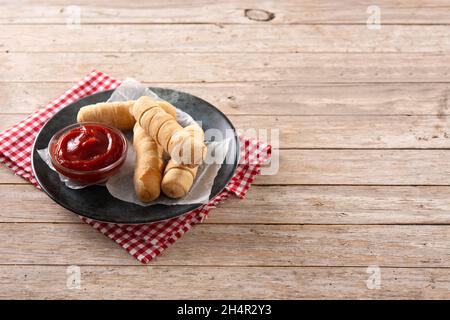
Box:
0 70 271 263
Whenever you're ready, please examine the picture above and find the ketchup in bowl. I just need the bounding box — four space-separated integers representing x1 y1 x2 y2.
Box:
49 123 127 184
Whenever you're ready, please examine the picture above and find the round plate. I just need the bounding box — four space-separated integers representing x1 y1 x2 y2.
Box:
31 88 239 224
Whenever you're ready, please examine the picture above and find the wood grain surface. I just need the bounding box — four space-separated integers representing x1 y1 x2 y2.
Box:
3 0 450 25
2 82 450 116
3 25 450 53
3 52 450 83
1 0 450 299
0 223 449 267
2 185 450 224
1 266 448 299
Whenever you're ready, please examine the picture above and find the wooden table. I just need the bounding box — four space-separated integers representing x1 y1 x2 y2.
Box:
1 0 450 299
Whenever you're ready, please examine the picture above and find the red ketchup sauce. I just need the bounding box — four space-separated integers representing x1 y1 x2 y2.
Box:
51 124 126 183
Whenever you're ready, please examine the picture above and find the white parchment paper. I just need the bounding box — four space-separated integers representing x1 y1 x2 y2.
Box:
38 78 230 206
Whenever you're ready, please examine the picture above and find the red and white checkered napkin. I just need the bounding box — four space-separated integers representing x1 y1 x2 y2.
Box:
0 70 271 263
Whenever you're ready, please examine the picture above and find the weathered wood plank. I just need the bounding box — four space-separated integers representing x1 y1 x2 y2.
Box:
231 115 450 148
1 265 449 299
3 24 450 53
2 82 450 116
263 149 450 185
0 166 25 184
2 52 450 83
2 113 450 149
2 0 450 24
2 149 450 185
1 185 450 225
0 223 449 267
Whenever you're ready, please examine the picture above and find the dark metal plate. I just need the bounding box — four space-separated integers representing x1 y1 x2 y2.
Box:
31 88 239 224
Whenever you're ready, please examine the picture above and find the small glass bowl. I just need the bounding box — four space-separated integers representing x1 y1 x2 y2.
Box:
48 122 128 185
